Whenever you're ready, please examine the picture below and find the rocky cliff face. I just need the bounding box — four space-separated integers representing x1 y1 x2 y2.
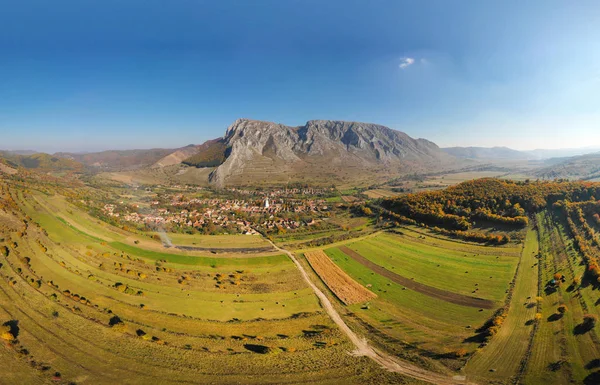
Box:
208 119 453 186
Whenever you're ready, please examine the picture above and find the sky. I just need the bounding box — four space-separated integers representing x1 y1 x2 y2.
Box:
1 0 600 152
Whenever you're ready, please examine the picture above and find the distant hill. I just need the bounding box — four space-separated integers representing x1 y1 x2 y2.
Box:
534 152 600 180
152 144 204 168
181 139 227 168
443 146 600 161
203 119 456 186
525 147 600 160
442 146 530 160
55 148 176 171
0 152 83 173
0 157 17 175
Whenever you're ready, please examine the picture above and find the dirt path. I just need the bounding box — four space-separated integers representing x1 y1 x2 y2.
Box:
266 239 475 385
339 246 495 309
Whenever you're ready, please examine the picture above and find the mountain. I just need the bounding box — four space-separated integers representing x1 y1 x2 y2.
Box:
55 148 177 171
152 144 204 168
442 146 531 160
525 147 600 160
0 152 83 173
202 119 454 186
534 152 600 180
180 139 227 168
0 157 17 175
442 146 600 161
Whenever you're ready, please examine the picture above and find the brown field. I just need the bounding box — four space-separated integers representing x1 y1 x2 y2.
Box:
340 195 359 203
338 246 495 309
362 189 399 199
305 250 376 305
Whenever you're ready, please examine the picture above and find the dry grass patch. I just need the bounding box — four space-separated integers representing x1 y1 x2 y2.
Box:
305 250 376 305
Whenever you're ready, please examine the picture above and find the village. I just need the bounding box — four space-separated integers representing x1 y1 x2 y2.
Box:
101 191 332 235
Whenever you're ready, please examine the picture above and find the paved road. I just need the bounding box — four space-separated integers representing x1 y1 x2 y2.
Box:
267 239 475 385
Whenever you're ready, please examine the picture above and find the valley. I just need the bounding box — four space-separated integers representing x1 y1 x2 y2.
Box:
2 160 600 384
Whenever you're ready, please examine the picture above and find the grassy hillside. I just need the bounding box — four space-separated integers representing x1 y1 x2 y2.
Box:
55 148 176 170
0 152 83 172
0 181 405 384
182 138 227 168
535 152 600 180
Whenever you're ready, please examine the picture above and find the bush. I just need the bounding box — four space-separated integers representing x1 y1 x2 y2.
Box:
583 314 598 327
0 324 14 341
557 305 568 314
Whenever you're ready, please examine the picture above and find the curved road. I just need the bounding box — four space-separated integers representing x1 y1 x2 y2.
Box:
267 239 475 385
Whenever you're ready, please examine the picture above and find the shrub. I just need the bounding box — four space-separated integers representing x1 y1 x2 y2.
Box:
1 325 14 341
557 305 568 314
583 314 598 327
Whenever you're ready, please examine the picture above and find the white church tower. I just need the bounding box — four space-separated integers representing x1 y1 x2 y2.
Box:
264 198 270 208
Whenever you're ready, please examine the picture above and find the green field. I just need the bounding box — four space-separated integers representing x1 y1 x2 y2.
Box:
160 233 271 248
0 186 407 384
314 228 521 359
464 227 539 381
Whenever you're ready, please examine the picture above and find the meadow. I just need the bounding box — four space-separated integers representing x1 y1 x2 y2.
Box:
0 183 406 384
3 176 600 384
298 227 522 365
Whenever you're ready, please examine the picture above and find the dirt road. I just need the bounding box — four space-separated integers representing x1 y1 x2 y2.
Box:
266 239 475 385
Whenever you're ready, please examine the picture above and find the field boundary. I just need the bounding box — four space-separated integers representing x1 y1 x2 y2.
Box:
305 250 376 305
338 246 495 309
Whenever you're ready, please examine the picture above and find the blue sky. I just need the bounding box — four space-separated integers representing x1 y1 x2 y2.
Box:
1 1 599 152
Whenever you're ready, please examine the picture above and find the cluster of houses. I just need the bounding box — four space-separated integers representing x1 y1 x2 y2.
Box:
101 193 330 234
226 187 332 197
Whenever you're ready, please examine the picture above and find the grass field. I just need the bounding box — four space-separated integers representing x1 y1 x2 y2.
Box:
6 176 600 383
316 227 520 358
522 211 600 385
164 233 271 248
464 227 538 382
0 184 408 384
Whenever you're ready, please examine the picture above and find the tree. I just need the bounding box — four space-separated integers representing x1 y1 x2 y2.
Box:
557 305 568 314
583 314 598 327
0 324 14 341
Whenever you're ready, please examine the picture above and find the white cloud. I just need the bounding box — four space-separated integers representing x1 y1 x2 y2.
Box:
399 57 415 69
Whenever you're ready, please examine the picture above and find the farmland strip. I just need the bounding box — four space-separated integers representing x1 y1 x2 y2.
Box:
305 250 376 305
339 246 495 309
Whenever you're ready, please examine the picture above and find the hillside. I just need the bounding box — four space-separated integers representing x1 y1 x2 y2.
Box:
180 139 227 168
443 146 530 160
0 158 17 175
535 152 600 180
0 152 83 173
206 119 455 186
55 148 176 171
152 144 204 168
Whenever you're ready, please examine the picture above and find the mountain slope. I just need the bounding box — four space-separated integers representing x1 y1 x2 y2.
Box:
443 146 530 160
152 144 205 168
55 148 176 171
0 152 83 173
207 119 455 186
180 139 227 168
535 152 600 180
